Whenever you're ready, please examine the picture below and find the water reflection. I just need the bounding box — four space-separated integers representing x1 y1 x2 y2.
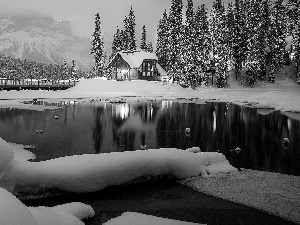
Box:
0 101 299 176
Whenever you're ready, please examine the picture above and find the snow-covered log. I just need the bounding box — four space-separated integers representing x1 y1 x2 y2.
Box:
0 147 237 193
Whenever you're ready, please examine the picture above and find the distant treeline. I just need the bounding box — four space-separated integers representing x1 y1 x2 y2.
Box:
0 54 89 80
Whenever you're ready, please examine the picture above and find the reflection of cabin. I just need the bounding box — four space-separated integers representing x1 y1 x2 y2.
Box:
107 50 166 81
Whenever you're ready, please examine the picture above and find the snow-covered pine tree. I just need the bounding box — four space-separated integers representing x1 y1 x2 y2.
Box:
243 0 266 86
156 9 169 71
112 26 123 56
287 0 300 80
225 2 235 66
122 16 130 50
146 42 154 53
232 0 243 81
194 4 211 86
181 0 196 87
62 57 68 80
140 25 147 51
210 0 229 88
167 0 184 76
258 0 272 81
71 59 77 80
268 0 288 83
124 6 137 51
295 14 300 80
91 13 106 77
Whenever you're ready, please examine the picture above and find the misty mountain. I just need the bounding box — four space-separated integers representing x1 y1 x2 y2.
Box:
0 15 97 71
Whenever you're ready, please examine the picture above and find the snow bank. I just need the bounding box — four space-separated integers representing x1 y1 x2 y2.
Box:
68 79 184 93
0 186 37 225
0 137 36 161
103 212 204 225
0 148 237 193
28 202 94 225
0 186 94 225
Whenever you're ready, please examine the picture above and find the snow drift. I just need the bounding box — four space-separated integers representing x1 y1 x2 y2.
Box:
0 186 94 225
0 137 36 162
103 212 204 225
0 146 237 193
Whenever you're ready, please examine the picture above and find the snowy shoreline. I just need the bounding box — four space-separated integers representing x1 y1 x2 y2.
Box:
0 79 299 115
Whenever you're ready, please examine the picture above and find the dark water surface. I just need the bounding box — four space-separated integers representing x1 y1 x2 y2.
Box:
0 100 299 176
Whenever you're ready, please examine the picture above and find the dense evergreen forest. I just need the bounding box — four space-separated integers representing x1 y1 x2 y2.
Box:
104 0 299 87
0 55 88 81
1 0 299 88
154 0 299 87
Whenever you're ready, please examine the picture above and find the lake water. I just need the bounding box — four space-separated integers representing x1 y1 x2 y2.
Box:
0 100 299 176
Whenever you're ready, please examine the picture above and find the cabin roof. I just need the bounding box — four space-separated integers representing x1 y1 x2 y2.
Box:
156 63 167 75
108 50 158 68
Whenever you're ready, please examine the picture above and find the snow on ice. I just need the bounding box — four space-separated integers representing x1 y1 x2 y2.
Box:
103 212 204 225
0 137 36 162
0 186 94 225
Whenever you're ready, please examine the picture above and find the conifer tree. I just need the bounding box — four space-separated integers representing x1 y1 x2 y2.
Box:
167 0 184 74
146 42 154 53
194 4 211 85
181 0 196 86
112 26 122 56
62 57 68 80
140 25 147 51
91 13 106 77
287 0 300 80
124 6 137 51
259 0 272 80
268 0 287 83
210 0 229 88
225 2 235 69
243 0 266 86
71 59 77 79
232 0 249 81
156 9 169 70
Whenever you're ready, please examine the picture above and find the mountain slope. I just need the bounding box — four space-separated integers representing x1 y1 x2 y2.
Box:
0 15 95 71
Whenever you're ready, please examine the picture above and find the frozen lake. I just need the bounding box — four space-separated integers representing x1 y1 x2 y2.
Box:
0 99 299 176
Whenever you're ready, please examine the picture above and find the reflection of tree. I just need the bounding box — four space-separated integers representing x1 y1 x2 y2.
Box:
113 103 162 151
226 105 300 175
93 107 106 153
156 102 212 150
155 101 300 175
113 130 136 152
109 104 136 152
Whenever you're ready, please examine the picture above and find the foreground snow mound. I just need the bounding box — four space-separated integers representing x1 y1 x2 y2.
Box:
0 186 37 225
0 187 94 225
103 212 205 225
0 137 36 161
0 148 237 193
28 202 95 225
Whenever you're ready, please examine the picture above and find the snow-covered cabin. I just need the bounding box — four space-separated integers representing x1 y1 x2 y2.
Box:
107 50 167 81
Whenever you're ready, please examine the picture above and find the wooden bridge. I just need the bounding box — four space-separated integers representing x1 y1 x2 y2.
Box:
0 78 77 91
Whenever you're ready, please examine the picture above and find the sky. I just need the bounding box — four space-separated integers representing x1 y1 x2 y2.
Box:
0 0 231 48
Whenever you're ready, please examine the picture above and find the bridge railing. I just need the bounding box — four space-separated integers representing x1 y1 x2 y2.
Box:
0 78 77 90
